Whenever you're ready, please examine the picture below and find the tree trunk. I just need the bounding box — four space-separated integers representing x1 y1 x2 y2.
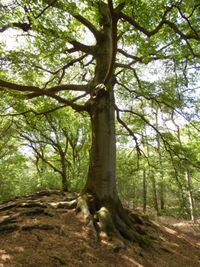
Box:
76 3 147 245
160 182 165 210
155 110 165 211
60 153 68 192
151 175 159 214
61 172 68 192
83 2 118 206
84 87 117 201
143 169 147 213
185 170 195 222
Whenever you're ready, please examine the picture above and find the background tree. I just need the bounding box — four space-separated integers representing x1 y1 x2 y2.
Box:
14 109 89 192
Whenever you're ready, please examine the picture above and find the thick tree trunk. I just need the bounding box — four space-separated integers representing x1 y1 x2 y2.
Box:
83 1 118 206
84 89 118 205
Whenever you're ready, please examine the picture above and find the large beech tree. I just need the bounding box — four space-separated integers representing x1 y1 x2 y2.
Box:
0 0 199 243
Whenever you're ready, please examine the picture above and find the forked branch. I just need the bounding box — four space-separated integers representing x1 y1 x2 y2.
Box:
0 79 88 112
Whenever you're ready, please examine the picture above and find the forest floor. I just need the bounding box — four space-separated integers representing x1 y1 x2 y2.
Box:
0 191 200 267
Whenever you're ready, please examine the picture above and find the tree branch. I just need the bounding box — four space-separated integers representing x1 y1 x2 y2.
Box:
73 14 100 41
35 0 58 19
0 79 40 92
0 105 68 117
117 49 142 62
67 40 95 55
40 94 87 112
175 5 199 38
119 7 199 41
0 79 88 112
116 106 178 158
42 0 100 40
0 79 88 94
0 22 31 33
25 140 62 175
115 104 141 156
35 54 88 76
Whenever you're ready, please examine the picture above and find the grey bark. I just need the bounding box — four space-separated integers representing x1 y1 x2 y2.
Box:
83 2 118 205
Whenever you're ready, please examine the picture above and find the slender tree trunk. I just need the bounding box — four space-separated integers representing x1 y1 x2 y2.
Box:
185 169 195 222
155 110 165 211
160 182 165 210
152 175 159 214
143 169 147 213
60 154 68 192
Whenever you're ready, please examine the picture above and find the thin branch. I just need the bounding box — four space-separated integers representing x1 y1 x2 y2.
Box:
117 106 179 160
176 5 199 38
119 8 200 41
117 49 142 62
43 94 87 112
35 0 58 19
35 54 88 76
187 4 200 19
0 105 67 117
115 104 142 156
117 80 200 131
164 19 200 41
73 14 100 41
71 92 89 102
42 0 100 40
25 141 62 175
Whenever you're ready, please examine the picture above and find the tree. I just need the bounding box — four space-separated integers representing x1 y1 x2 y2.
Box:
0 117 38 200
0 0 199 243
14 110 89 192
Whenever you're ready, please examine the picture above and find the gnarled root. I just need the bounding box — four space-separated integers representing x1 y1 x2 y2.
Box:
69 193 155 251
76 194 100 242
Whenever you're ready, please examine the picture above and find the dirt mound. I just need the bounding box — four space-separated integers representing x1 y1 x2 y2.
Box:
0 191 200 267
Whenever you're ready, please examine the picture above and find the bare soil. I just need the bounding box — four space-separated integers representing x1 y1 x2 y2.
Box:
0 191 200 267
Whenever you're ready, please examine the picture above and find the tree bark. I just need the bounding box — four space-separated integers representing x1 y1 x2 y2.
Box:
185 169 195 222
151 174 159 214
75 3 148 245
59 151 68 192
143 169 147 213
83 1 118 206
155 110 165 211
84 90 118 204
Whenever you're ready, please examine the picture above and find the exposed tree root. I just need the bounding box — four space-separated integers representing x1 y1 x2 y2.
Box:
73 193 155 251
0 190 156 251
21 223 55 231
